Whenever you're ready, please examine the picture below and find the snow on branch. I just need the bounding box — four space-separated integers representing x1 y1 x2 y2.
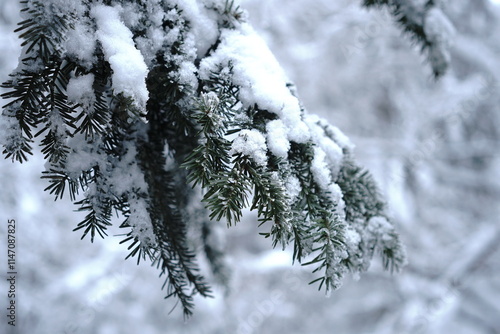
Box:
1 0 408 316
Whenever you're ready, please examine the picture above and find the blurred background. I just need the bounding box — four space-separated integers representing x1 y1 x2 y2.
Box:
1 0 499 333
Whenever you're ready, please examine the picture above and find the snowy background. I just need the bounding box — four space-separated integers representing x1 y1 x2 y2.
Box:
1 0 499 333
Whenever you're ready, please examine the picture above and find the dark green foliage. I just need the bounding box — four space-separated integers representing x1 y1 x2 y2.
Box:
303 210 345 291
138 132 212 317
74 196 113 242
1 1 75 162
1 0 409 316
336 159 386 222
41 168 79 200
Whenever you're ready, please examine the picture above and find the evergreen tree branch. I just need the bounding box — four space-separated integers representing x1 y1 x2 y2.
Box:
0 0 409 316
363 0 454 77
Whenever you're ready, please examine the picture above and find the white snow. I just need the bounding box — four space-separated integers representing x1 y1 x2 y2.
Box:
107 143 148 196
135 26 168 66
65 135 147 197
128 196 156 247
164 25 181 46
328 183 345 214
199 23 311 144
367 216 394 236
266 119 290 158
169 0 219 58
230 129 268 166
66 74 95 108
47 104 68 139
65 134 105 179
118 3 142 28
305 115 344 178
177 60 198 89
318 119 354 152
200 91 220 113
309 145 345 209
131 1 167 65
285 174 302 202
91 5 149 110
310 147 332 191
344 226 361 250
64 21 96 68
41 0 84 14
0 111 22 151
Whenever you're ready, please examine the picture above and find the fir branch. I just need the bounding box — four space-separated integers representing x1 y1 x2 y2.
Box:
74 47 112 139
41 169 79 201
183 88 243 225
17 0 71 62
72 164 121 243
249 163 292 249
290 215 311 264
1 70 46 162
287 142 348 291
119 233 156 265
364 216 407 273
37 59 78 166
138 135 212 317
0 0 410 316
221 0 245 27
39 129 69 165
303 210 346 293
146 62 198 159
118 194 157 265
336 159 386 222
183 93 233 188
2 0 76 163
139 63 212 315
363 0 452 77
74 196 112 242
202 155 252 225
74 89 109 139
1 129 33 163
154 245 200 318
